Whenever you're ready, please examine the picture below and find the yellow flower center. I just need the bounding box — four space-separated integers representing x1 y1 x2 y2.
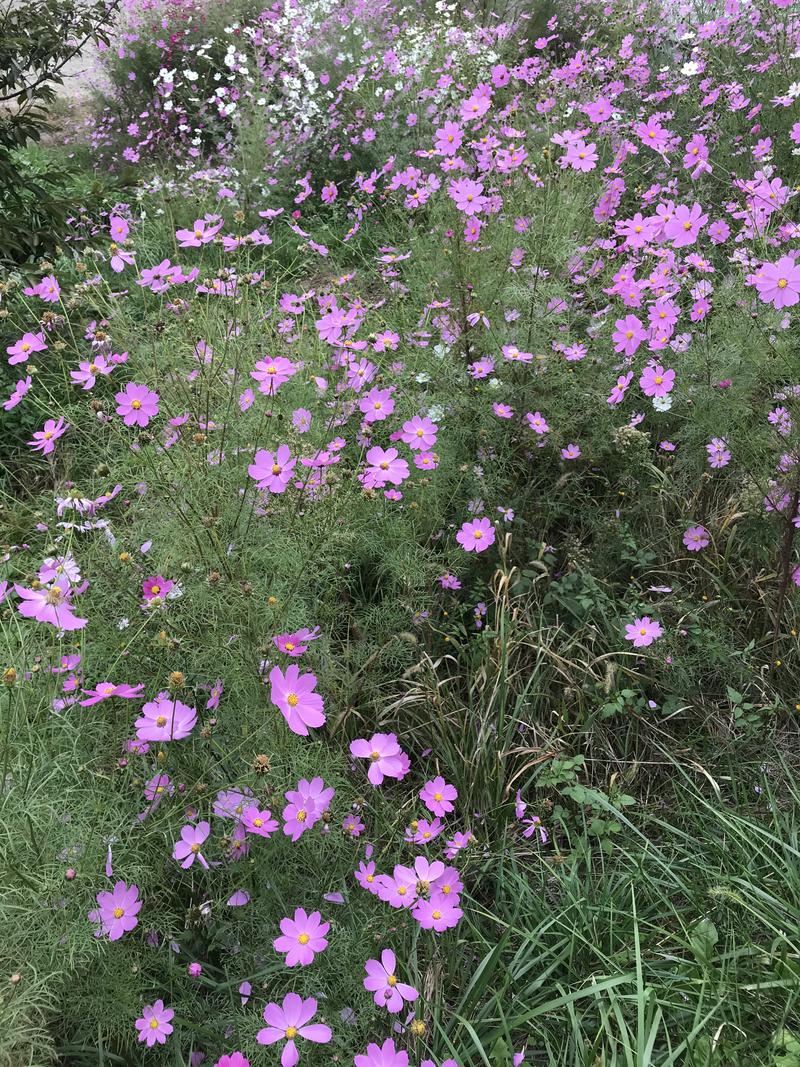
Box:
397 885 407 896
474 530 483 539
190 843 200 853
284 641 295 651
387 975 397 986
156 715 167 727
21 342 30 352
131 399 142 409
366 873 374 882
654 376 663 385
43 431 54 440
150 584 160 594
271 464 281 475
778 278 788 289
625 330 633 339
683 221 692 231
298 933 310 944
370 750 381 761
113 907 124 918
639 628 647 636
286 693 299 707
149 1019 160 1030
89 364 98 373
253 818 263 827
432 909 442 919
194 229 203 238
296 809 307 822
285 1026 298 1039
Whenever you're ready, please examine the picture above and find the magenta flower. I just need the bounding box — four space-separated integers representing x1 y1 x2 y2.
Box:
80 681 144 706
355 1038 409 1067
456 517 495 553
142 575 174 601
135 1000 174 1047
282 777 335 841
175 218 223 247
376 865 419 908
526 410 550 435
14 583 86 631
273 627 320 656
639 365 675 398
400 415 438 450
249 445 296 493
405 817 443 844
269 664 326 735
706 437 731 469
4 375 32 411
362 447 410 489
241 805 278 837
7 331 47 365
273 907 330 967
434 121 463 155
663 202 707 247
359 386 395 423
116 383 160 428
753 256 800 309
70 356 113 390
420 776 458 816
561 444 581 461
214 1055 250 1067
173 821 211 869
92 881 141 941
350 733 408 785
256 992 331 1065
612 314 646 356
412 891 463 931
28 417 68 456
135 696 197 741
364 949 419 1013
448 177 485 214
251 356 299 394
683 525 710 551
624 617 663 648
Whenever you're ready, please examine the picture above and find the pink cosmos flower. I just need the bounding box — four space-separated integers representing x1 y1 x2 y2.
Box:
612 314 646 356
70 356 113 390
273 907 330 967
448 177 486 214
214 1055 249 1067
282 777 335 841
706 437 731 469
24 274 60 303
142 576 174 601
362 447 410 489
249 445 296 493
251 356 299 394
4 375 32 411
92 881 141 941
561 444 581 461
445 830 475 859
256 993 331 1065
434 121 463 155
376 864 419 908
135 1000 174 1047
753 256 800 309
456 517 495 553
355 1039 409 1067
683 525 710 551
664 203 707 248
360 386 395 423
405 817 443 844
624 617 663 648
526 410 550 435
241 805 278 837
364 949 419 1013
135 695 197 741
273 627 320 656
639 365 675 398
413 892 463 931
350 733 408 786
80 681 144 706
116 383 160 428
400 415 438 450
175 218 223 247
109 215 129 242
28 417 68 455
14 583 86 631
7 331 47 365
420 776 458 816
269 664 326 735
563 139 598 172
173 821 211 869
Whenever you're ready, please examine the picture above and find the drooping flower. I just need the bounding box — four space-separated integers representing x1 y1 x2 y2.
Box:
256 993 332 1064
624 617 663 648
273 908 330 967
135 1000 174 1047
92 881 142 941
364 949 419 1013
80 682 144 706
269 664 326 735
